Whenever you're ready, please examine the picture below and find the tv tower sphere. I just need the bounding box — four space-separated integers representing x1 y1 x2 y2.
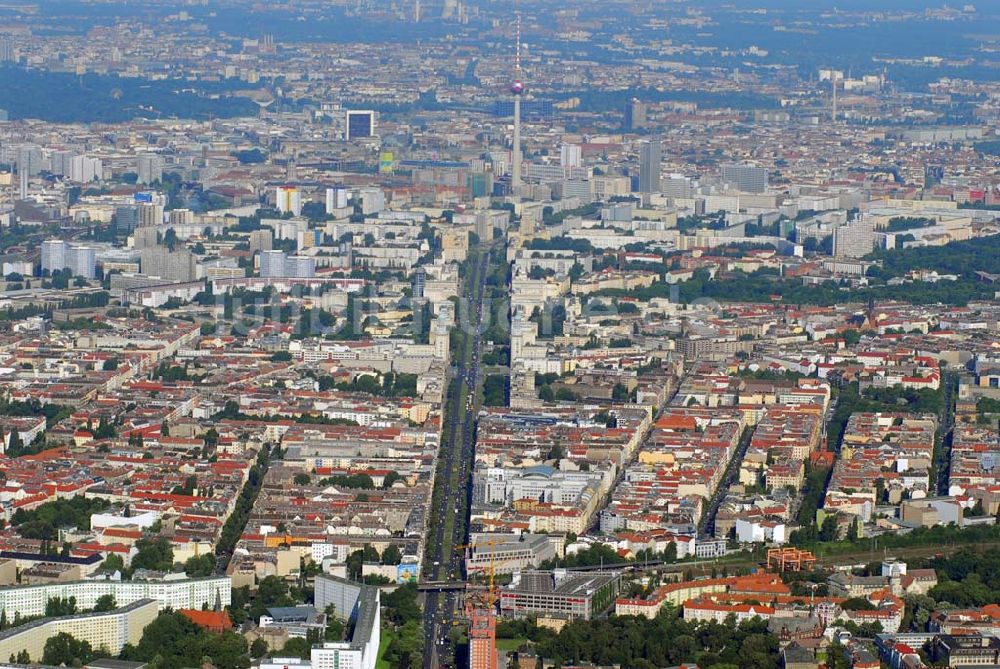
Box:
510 80 525 95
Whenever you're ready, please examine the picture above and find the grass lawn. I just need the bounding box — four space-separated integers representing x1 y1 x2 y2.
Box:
496 637 529 652
375 626 396 669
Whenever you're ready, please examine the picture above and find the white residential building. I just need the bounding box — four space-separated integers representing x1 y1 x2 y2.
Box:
0 576 231 618
735 517 787 544
0 599 158 662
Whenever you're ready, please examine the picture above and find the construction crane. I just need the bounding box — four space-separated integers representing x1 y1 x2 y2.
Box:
456 537 520 612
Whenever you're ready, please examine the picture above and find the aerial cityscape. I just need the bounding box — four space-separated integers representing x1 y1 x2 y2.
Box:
1 1 1000 669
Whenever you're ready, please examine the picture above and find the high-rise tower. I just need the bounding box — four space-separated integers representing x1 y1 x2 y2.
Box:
639 139 661 194
468 608 498 669
510 12 524 190
832 74 838 122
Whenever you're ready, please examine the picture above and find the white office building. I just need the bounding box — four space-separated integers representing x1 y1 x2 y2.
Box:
40 240 65 275
260 250 316 279
137 154 164 185
259 250 284 279
40 240 96 278
833 217 876 258
326 187 349 212
562 179 591 199
721 163 769 193
560 144 582 168
68 155 103 183
313 576 380 669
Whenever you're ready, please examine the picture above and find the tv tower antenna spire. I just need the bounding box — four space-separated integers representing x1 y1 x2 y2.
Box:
510 8 525 190
515 10 521 74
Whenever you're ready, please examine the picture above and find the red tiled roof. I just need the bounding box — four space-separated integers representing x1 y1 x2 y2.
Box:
179 609 232 631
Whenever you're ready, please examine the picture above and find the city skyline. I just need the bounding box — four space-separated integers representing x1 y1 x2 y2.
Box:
0 2 999 669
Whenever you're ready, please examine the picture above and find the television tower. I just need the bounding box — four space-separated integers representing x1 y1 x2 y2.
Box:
510 11 524 190
831 75 838 123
